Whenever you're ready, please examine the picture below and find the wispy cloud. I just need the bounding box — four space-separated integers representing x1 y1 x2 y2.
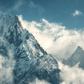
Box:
28 1 45 16
72 10 83 16
7 0 25 13
0 0 25 13
13 0 24 11
29 1 37 8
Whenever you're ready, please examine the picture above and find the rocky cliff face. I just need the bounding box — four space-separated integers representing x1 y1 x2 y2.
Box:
0 14 60 84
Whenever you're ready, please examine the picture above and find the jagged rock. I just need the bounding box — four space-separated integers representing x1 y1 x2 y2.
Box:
0 14 60 84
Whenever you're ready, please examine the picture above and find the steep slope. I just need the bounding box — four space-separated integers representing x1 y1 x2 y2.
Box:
0 14 60 84
63 46 84 69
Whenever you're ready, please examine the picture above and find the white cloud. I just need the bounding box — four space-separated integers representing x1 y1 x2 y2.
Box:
59 61 84 84
29 78 50 84
18 15 84 60
0 43 15 83
72 10 83 16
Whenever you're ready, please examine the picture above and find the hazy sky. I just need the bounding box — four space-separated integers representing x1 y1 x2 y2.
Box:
0 0 84 28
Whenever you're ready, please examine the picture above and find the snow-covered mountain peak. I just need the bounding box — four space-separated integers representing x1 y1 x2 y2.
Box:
0 14 60 84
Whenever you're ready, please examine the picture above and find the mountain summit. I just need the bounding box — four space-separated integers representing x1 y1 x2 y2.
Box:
63 46 84 69
0 14 60 84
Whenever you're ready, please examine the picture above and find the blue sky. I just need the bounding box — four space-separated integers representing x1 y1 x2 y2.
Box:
0 0 84 29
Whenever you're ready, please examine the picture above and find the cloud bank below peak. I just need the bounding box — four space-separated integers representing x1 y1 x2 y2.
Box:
18 15 84 60
59 62 84 84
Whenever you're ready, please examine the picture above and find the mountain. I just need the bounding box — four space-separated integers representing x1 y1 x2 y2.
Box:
63 46 84 69
0 14 60 84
